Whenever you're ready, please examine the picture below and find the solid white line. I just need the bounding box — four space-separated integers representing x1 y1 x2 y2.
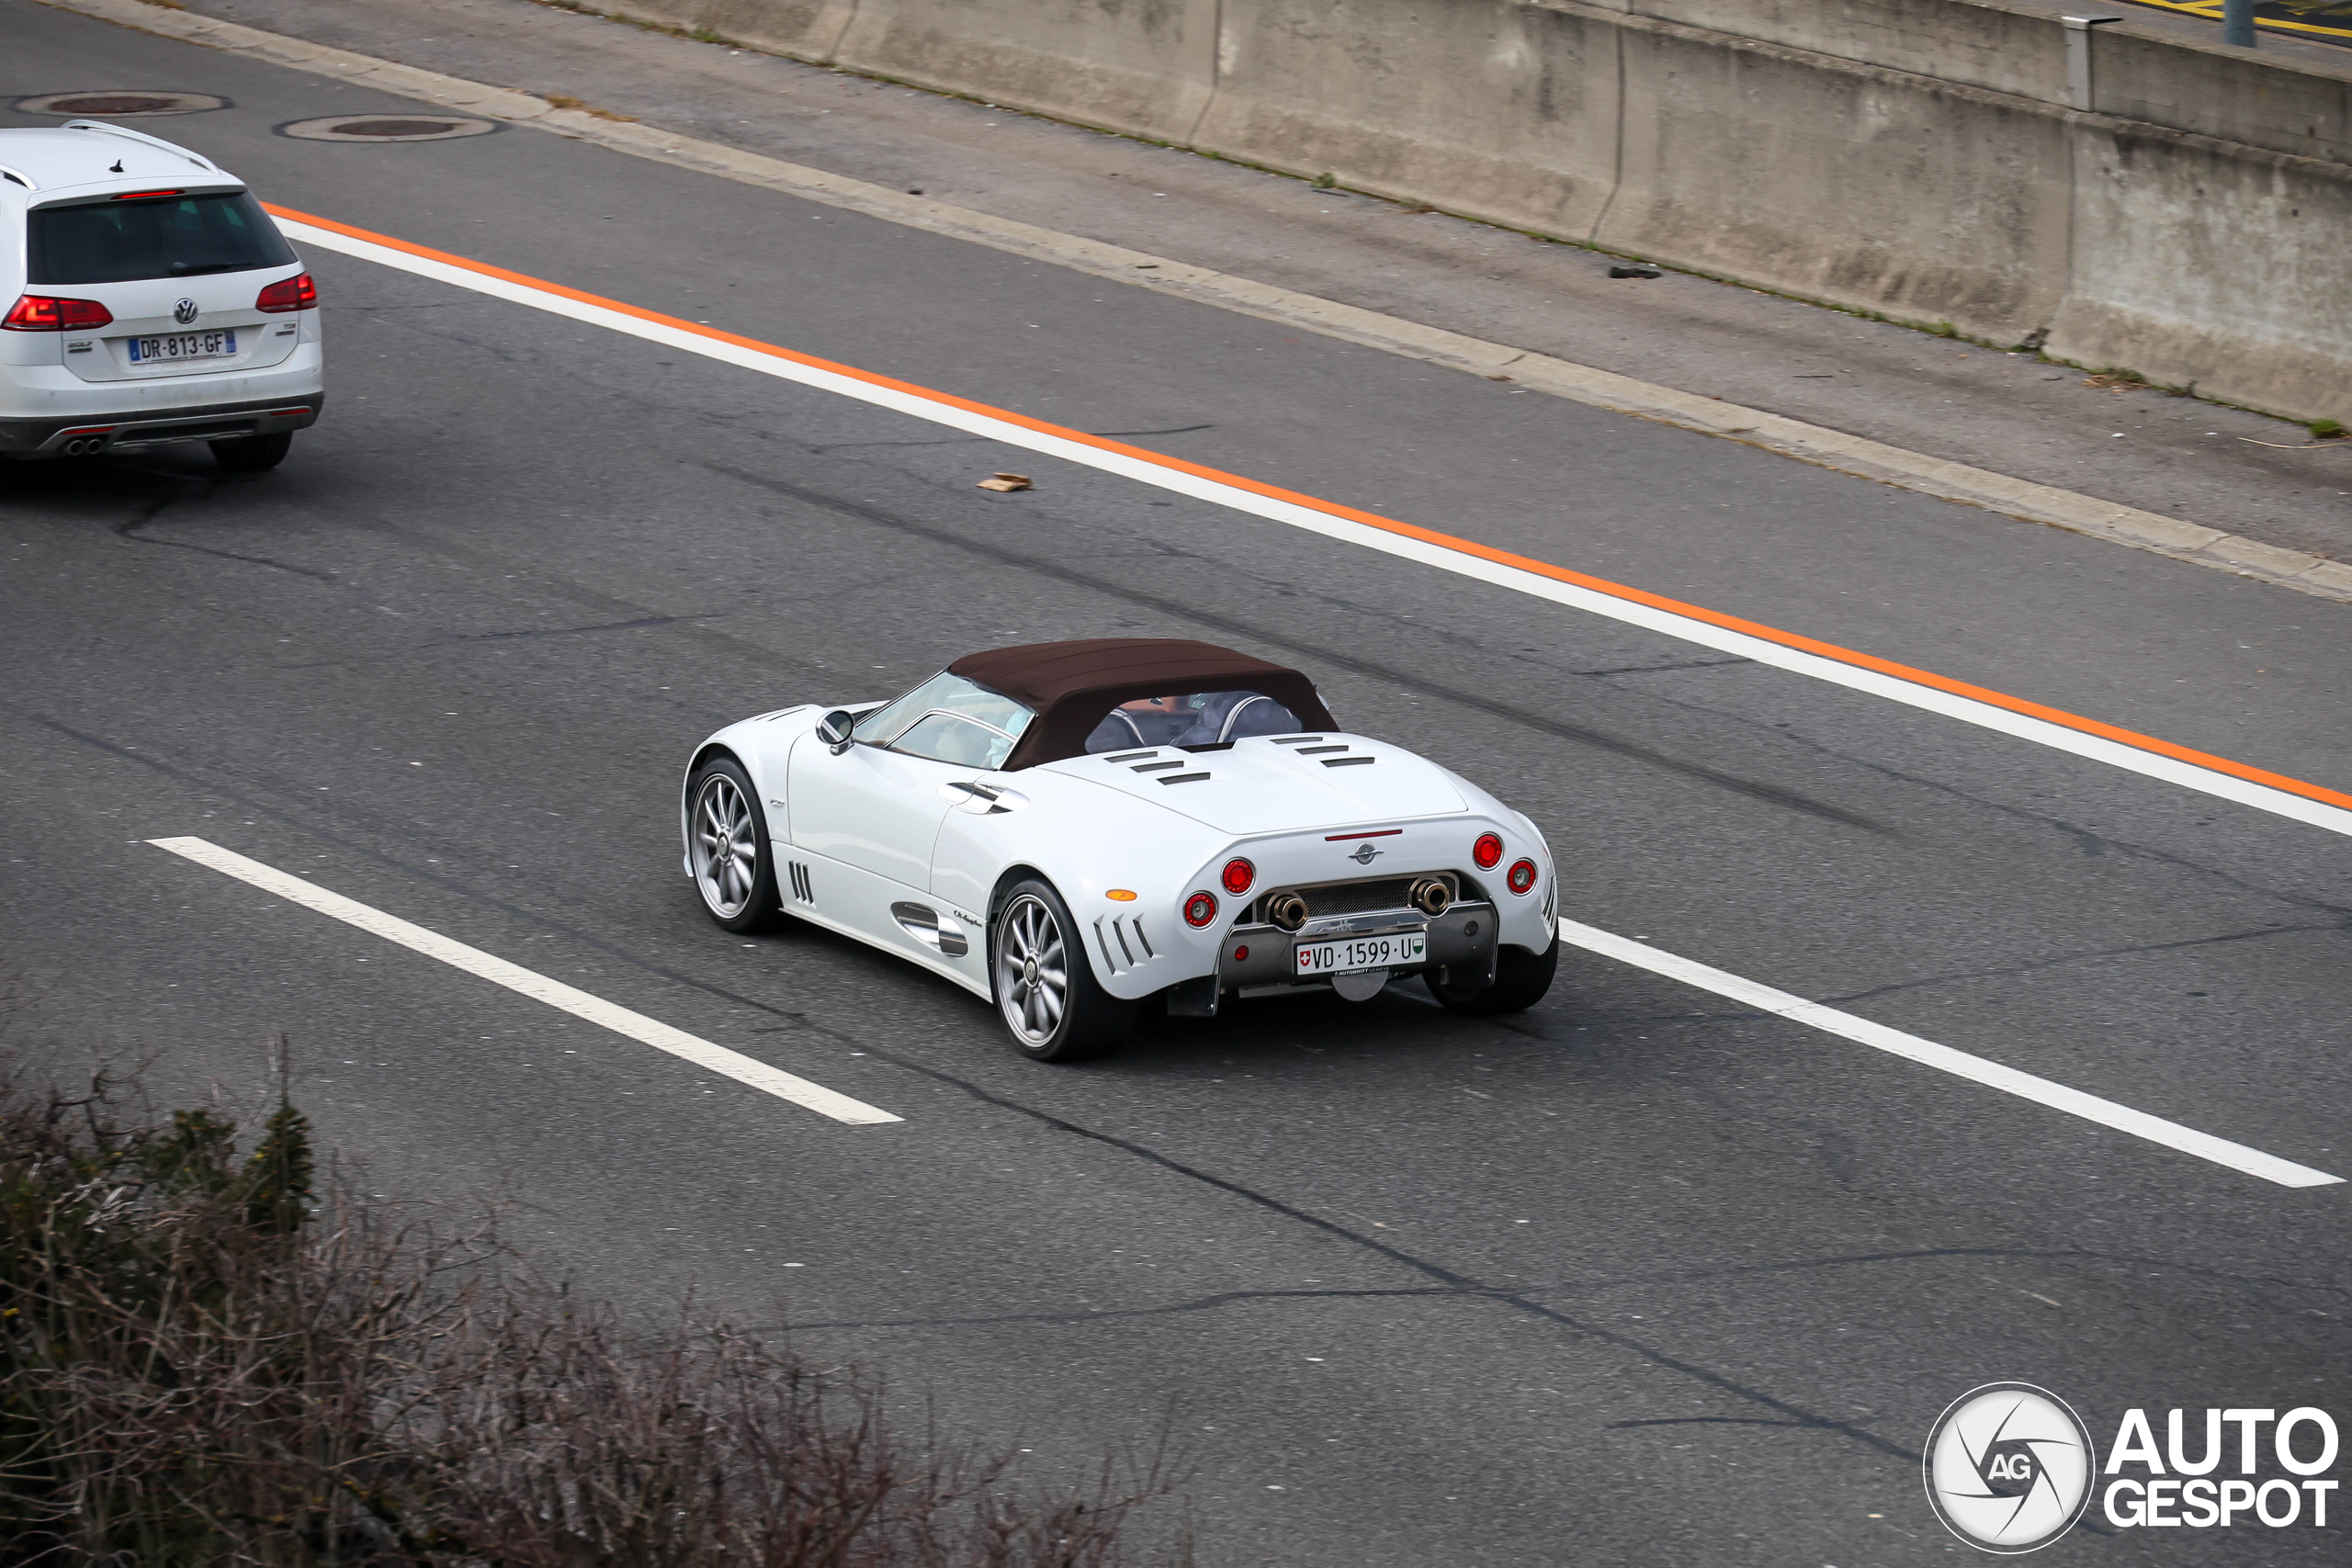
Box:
276 218 2352 843
149 837 901 1126
1555 917 2339 1189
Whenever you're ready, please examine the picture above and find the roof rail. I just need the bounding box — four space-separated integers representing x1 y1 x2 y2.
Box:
0 163 34 191
60 120 221 173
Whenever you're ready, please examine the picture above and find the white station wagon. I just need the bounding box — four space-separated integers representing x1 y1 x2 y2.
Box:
683 639 1560 1060
0 121 321 468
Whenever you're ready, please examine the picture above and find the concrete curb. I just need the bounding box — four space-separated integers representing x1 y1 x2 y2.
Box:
36 0 2352 608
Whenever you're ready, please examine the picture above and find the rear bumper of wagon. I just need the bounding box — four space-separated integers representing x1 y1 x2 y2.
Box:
0 392 323 458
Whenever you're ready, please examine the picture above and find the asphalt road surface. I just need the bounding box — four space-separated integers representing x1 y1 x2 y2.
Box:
5 4 2350 1563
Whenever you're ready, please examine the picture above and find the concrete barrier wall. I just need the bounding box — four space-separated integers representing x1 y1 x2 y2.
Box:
600 0 2352 423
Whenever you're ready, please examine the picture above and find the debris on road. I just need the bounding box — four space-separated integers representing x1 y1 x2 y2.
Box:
1609 261 1663 279
978 472 1033 491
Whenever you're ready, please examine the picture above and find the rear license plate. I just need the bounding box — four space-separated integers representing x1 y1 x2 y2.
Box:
129 330 237 364
1295 931 1427 976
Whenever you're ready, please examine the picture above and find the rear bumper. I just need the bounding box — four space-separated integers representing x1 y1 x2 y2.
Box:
1216 899 1502 995
0 393 324 457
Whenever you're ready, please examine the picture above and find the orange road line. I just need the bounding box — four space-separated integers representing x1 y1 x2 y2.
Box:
267 203 2352 817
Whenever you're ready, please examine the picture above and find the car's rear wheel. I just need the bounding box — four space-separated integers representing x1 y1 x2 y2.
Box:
686 758 781 932
1430 933 1559 1016
211 432 292 471
992 880 1134 1062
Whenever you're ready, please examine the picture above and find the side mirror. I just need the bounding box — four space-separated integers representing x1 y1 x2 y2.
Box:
817 709 856 753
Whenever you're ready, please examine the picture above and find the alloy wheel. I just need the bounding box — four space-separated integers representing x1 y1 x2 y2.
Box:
691 773 759 918
995 894 1069 1045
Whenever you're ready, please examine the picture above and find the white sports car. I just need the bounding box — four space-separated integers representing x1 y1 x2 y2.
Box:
681 639 1558 1060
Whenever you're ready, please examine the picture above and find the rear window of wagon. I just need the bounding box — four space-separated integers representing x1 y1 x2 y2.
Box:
28 191 296 285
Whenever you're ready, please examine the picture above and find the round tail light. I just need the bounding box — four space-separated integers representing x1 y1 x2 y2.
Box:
1221 857 1255 897
1473 832 1503 870
1182 891 1219 928
1506 858 1538 895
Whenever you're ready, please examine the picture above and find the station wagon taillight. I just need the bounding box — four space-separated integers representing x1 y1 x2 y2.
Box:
255 273 317 312
3 294 113 331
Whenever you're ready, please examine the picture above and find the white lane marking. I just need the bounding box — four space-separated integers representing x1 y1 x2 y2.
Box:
149 837 900 1126
1556 917 2338 1189
277 217 2352 843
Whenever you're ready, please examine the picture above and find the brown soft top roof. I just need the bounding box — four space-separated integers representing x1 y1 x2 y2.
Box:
948 637 1333 770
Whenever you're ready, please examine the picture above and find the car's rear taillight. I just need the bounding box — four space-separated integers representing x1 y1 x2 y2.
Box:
4 294 113 331
1220 858 1255 897
255 272 317 312
1506 859 1538 895
1473 832 1503 870
1182 891 1219 928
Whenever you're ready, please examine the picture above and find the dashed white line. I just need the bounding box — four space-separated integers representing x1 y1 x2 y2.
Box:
1556 917 2338 1190
148 837 900 1126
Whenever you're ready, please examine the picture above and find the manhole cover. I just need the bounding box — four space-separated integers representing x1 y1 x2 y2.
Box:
15 90 228 117
278 115 498 143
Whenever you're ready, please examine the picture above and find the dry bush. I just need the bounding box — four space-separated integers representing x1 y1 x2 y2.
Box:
0 1054 1182 1566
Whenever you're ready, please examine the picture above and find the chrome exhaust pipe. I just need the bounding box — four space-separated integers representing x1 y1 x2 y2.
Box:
1409 877 1453 917
1267 891 1309 931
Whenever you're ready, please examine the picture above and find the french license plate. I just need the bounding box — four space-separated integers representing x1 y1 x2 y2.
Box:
1295 931 1427 976
129 330 237 364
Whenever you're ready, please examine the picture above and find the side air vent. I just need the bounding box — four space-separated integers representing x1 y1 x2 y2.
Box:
1103 750 1157 762
1093 914 1155 973
1322 756 1375 768
891 901 969 956
786 861 814 904
1297 744 1349 755
1271 736 1323 745
1131 760 1184 773
1158 772 1211 784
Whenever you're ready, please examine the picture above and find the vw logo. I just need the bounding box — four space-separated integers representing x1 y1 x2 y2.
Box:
172 298 199 324
1923 1382 2096 1553
1348 842 1383 864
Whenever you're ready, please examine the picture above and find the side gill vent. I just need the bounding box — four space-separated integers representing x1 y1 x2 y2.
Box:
1092 916 1153 971
1130 761 1184 773
1270 736 1323 745
1103 750 1158 762
1158 772 1212 784
786 862 814 903
1297 744 1349 755
1322 756 1375 768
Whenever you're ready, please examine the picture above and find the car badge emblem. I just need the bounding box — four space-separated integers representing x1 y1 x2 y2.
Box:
173 299 199 324
1348 842 1383 864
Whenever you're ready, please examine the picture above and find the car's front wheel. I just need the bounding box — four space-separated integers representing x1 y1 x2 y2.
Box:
992 880 1134 1062
686 757 781 933
211 432 292 471
1431 933 1559 1016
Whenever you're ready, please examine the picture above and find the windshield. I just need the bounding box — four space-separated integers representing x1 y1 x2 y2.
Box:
1083 691 1303 752
28 191 297 285
854 672 1033 763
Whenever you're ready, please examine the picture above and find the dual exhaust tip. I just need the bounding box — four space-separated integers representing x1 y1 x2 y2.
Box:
1264 877 1453 932
59 436 107 456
